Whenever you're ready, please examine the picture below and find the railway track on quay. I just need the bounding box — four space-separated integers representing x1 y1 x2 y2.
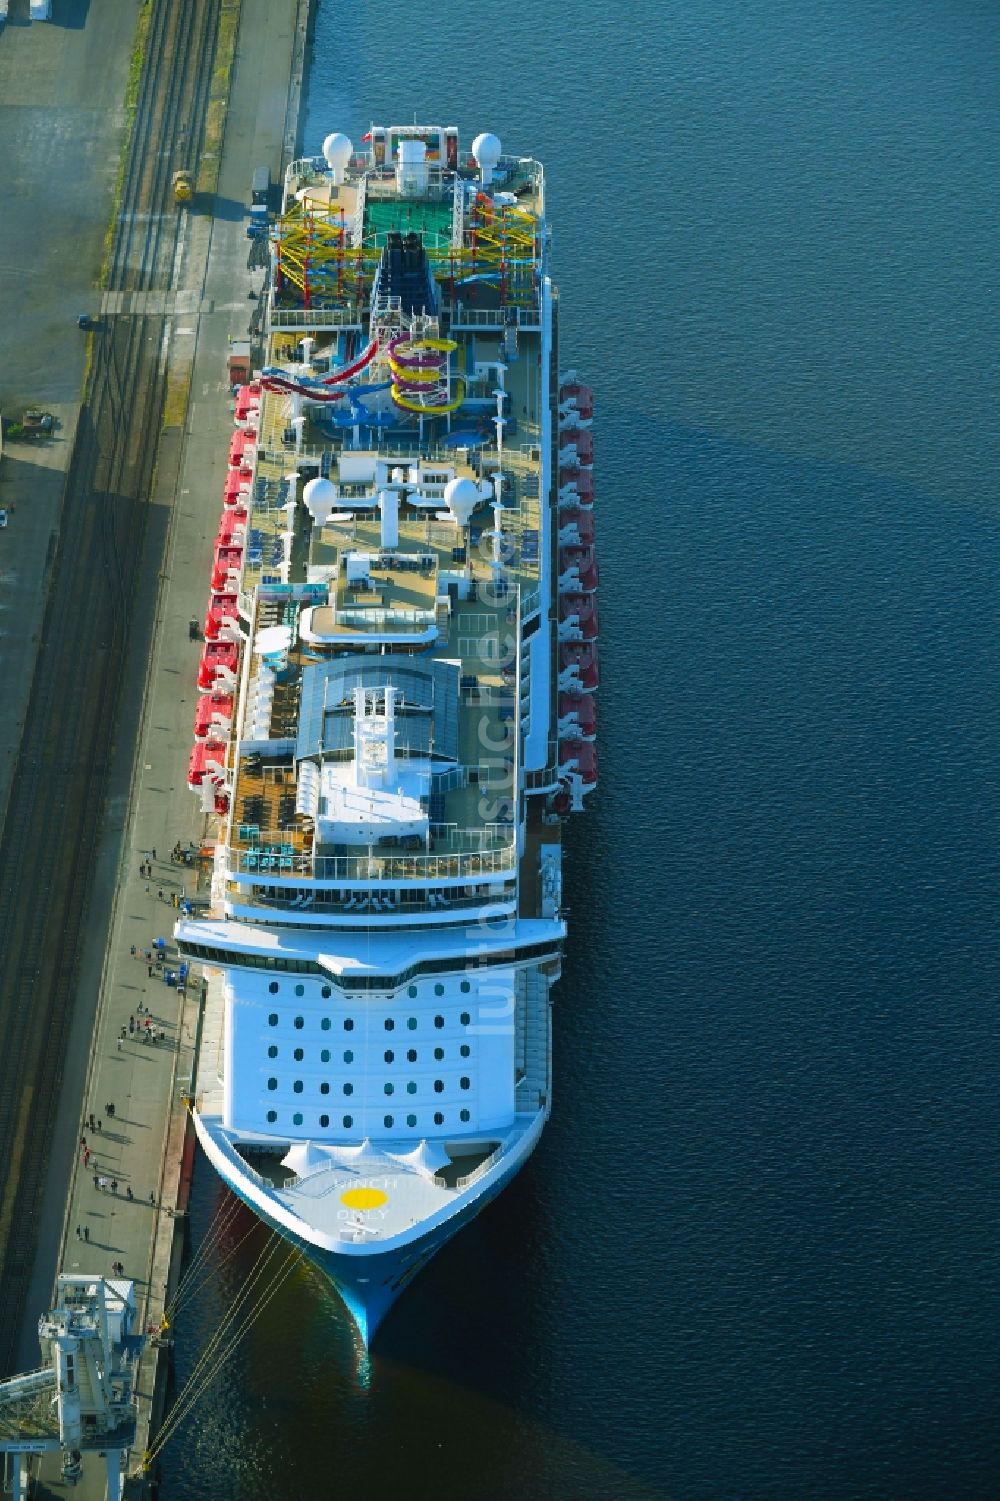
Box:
0 0 222 1375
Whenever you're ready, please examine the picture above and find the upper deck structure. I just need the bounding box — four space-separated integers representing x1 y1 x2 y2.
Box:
178 123 596 1344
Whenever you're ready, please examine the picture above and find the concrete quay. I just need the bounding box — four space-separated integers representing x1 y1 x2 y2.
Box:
4 0 312 1494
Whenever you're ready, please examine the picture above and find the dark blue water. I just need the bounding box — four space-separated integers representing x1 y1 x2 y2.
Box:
162 3 1000 1496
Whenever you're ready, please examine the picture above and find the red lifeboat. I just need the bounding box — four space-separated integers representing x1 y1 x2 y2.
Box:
224 468 252 504
217 506 248 545
194 691 233 740
559 640 600 691
198 640 239 690
559 465 594 505
559 507 595 545
211 544 244 591
228 430 254 466
559 427 593 465
559 544 598 591
187 739 227 788
558 691 597 736
559 592 599 640
558 740 598 786
559 381 594 420
235 383 260 422
204 591 239 641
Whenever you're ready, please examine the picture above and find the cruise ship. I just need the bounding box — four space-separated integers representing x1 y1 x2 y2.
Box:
176 123 597 1345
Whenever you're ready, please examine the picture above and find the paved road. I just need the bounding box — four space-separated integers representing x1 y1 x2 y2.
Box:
0 0 142 836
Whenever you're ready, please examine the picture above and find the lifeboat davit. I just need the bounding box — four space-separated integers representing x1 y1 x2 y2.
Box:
558 691 597 736
558 381 594 421
559 465 594 505
559 427 593 465
558 740 598 787
217 506 248 545
198 640 239 690
229 430 255 466
194 691 233 740
187 739 227 788
204 591 239 641
558 507 595 546
559 544 598 592
224 468 252 503
559 641 599 691
235 383 260 423
559 592 599 640
211 544 244 591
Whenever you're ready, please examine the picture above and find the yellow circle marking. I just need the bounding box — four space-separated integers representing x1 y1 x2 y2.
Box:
340 1187 388 1211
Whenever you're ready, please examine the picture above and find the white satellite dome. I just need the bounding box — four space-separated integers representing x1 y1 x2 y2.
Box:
472 132 502 168
302 475 337 525
444 476 480 527
322 132 353 169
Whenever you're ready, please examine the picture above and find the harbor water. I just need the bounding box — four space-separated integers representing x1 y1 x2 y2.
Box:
161 2 1000 1496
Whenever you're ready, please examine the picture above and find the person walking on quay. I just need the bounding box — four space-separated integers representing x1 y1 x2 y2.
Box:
129 1016 135 1035
83 1226 89 1243
157 888 164 902
110 1179 118 1195
93 1173 99 1190
107 1103 116 1119
83 1148 91 1168
97 1119 102 1133
98 1176 109 1192
116 1037 123 1053
149 1191 156 1206
88 1113 96 1132
75 1226 82 1240
79 1135 87 1150
126 1185 133 1201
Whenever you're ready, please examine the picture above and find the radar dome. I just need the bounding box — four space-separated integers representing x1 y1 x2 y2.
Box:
472 132 502 168
303 476 337 526
322 133 353 169
444 476 480 528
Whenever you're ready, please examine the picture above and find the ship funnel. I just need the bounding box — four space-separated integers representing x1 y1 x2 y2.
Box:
472 132 502 185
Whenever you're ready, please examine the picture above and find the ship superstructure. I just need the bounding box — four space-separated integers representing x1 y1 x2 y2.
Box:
176 124 597 1343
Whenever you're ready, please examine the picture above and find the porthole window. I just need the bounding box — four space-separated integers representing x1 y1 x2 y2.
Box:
343 1082 353 1096
293 1112 303 1126
268 982 279 995
407 985 418 998
321 986 332 999
406 1081 417 1095
434 1111 444 1125
460 981 471 994
293 1080 303 1094
460 1108 470 1123
434 983 444 996
434 1079 444 1093
267 1109 277 1123
267 1077 278 1091
407 1048 417 1062
343 1049 354 1064
460 1077 470 1090
268 1045 278 1059
434 1015 445 1029
384 1049 394 1064
406 1113 417 1127
320 1049 330 1064
344 1019 354 1032
295 984 305 997
460 1012 471 1026
268 1013 278 1027
460 1044 471 1058
434 1047 444 1061
294 1048 304 1062
321 1017 332 1032
319 1114 329 1128
320 1082 330 1096
294 1016 304 1030
384 1083 394 1096
343 1114 353 1128
384 1018 395 1032
384 1114 394 1129
407 1017 417 1031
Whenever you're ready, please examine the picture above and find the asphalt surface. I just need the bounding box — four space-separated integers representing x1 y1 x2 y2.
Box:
0 0 305 1490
